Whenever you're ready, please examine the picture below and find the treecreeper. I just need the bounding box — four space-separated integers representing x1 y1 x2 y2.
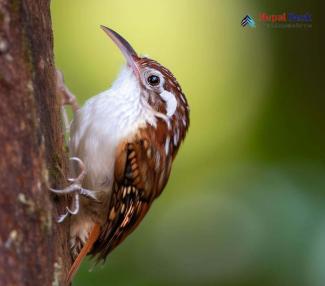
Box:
51 26 190 282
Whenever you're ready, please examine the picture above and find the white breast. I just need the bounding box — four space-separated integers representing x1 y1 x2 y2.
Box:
69 66 156 191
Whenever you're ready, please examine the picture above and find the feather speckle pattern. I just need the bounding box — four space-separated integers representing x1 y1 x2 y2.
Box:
67 30 189 277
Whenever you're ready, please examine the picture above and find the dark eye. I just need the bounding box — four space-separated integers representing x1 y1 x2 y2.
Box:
147 75 160 86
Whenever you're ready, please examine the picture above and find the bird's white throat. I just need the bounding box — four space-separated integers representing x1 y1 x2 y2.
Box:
70 65 155 190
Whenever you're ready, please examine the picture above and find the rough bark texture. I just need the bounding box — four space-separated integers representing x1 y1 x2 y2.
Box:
0 1 71 285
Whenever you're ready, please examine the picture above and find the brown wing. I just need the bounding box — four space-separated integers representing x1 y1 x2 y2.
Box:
90 132 172 262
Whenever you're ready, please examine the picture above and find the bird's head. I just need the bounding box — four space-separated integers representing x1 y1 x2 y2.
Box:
101 26 189 125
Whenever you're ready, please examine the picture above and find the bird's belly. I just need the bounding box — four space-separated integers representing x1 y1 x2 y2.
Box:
68 103 148 247
70 104 146 193
72 121 121 193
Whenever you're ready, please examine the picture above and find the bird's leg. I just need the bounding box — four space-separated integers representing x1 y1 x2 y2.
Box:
52 71 85 222
56 69 79 112
50 157 99 223
56 69 79 134
53 72 100 222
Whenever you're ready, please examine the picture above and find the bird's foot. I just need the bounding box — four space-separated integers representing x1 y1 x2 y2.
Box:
56 69 79 112
56 69 79 134
50 157 99 223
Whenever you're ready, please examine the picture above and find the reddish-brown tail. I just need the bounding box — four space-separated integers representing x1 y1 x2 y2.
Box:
67 223 101 283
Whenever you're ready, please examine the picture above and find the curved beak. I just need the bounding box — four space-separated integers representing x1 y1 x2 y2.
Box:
100 25 140 77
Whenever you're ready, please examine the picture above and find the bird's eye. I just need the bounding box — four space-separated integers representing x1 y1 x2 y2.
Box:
147 75 160 86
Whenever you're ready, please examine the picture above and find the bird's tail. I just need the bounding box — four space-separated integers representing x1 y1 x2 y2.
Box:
67 223 101 283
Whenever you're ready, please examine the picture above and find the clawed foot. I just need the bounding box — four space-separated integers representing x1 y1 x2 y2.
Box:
56 69 79 112
56 69 80 134
50 157 99 223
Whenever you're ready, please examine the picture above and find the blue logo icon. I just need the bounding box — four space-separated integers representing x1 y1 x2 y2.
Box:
241 15 256 28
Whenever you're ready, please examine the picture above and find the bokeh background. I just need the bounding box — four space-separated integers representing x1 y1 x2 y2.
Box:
51 1 324 285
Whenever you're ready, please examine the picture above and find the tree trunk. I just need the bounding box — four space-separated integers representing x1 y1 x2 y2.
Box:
0 1 71 285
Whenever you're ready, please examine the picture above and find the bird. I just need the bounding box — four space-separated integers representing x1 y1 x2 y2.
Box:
52 25 190 282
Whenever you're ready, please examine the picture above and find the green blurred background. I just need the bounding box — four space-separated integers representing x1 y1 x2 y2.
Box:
51 1 324 285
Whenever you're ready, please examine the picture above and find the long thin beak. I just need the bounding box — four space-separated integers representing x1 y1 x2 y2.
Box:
100 25 140 76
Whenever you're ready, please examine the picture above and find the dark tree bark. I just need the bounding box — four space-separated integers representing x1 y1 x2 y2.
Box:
0 1 71 285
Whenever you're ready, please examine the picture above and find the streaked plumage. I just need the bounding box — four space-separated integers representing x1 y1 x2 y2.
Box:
66 26 189 280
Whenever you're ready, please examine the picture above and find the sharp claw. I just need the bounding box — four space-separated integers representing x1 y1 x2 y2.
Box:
67 193 80 215
49 157 99 222
49 184 81 195
56 69 79 111
67 206 79 215
56 194 80 222
79 189 100 201
70 157 82 164
49 187 60 193
57 212 69 223
69 157 86 182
